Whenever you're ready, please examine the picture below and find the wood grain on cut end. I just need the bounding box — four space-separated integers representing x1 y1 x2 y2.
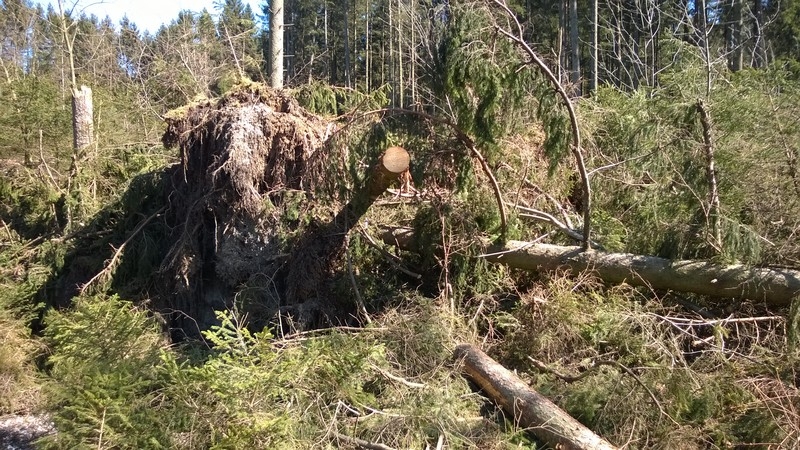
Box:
382 146 410 174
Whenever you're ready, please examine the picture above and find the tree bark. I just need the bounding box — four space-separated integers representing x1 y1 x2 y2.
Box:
752 0 766 68
589 0 598 93
343 0 352 88
72 85 93 152
696 99 722 252
569 0 581 96
286 147 410 311
65 84 94 225
454 344 618 450
381 228 800 306
270 0 284 88
558 0 566 83
726 0 743 71
359 146 411 207
396 0 404 106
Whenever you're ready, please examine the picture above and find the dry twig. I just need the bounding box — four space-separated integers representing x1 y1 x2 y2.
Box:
334 432 398 450
527 355 679 426
80 206 165 294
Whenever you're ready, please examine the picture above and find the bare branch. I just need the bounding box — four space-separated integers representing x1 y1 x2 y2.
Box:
491 0 593 250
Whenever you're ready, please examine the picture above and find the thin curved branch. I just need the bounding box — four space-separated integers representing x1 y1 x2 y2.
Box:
491 0 592 250
509 202 584 243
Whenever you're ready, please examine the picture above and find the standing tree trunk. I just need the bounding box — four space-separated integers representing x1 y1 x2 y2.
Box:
725 0 743 71
697 99 722 252
612 0 624 88
270 0 284 88
365 1 371 91
697 0 712 97
65 85 93 229
558 0 566 84
752 0 766 68
324 1 329 82
569 0 581 95
410 2 417 107
650 1 661 86
72 85 93 153
343 0 352 88
589 0 598 93
57 0 93 229
389 0 395 104
396 0 405 107
628 0 641 89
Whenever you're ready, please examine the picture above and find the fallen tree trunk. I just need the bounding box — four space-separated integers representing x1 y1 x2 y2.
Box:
355 146 411 215
454 344 617 450
381 228 800 306
285 147 410 321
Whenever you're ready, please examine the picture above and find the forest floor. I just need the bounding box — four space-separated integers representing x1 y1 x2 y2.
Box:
0 415 54 450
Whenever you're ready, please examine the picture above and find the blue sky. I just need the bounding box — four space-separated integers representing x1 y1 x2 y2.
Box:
33 0 265 33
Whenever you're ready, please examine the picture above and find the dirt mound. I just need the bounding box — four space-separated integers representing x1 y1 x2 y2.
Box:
159 83 334 337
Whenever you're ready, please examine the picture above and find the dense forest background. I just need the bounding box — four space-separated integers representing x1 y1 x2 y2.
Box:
2 0 800 448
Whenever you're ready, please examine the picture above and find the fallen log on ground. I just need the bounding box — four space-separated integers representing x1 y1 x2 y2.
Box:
454 344 618 450
381 227 800 306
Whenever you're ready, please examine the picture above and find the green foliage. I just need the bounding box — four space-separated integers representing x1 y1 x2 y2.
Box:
770 0 800 61
1 3 799 449
0 232 44 414
156 306 493 449
789 297 800 354
411 191 515 304
581 64 800 264
104 170 170 293
168 310 382 448
295 81 390 117
0 75 71 161
0 167 62 238
0 218 61 418
440 3 571 168
494 275 799 447
440 4 511 152
42 294 169 449
0 308 41 414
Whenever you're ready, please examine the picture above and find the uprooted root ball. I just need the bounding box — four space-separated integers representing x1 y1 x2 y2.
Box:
159 84 334 336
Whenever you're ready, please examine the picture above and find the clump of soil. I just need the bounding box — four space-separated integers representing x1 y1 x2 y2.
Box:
159 83 336 337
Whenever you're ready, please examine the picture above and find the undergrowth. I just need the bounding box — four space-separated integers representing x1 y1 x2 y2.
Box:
492 274 800 448
0 226 54 415
1 67 799 450
36 294 514 449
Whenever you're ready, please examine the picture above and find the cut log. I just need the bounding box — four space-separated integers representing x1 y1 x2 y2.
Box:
358 146 411 214
454 344 618 450
285 147 410 321
342 146 410 226
381 227 800 306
